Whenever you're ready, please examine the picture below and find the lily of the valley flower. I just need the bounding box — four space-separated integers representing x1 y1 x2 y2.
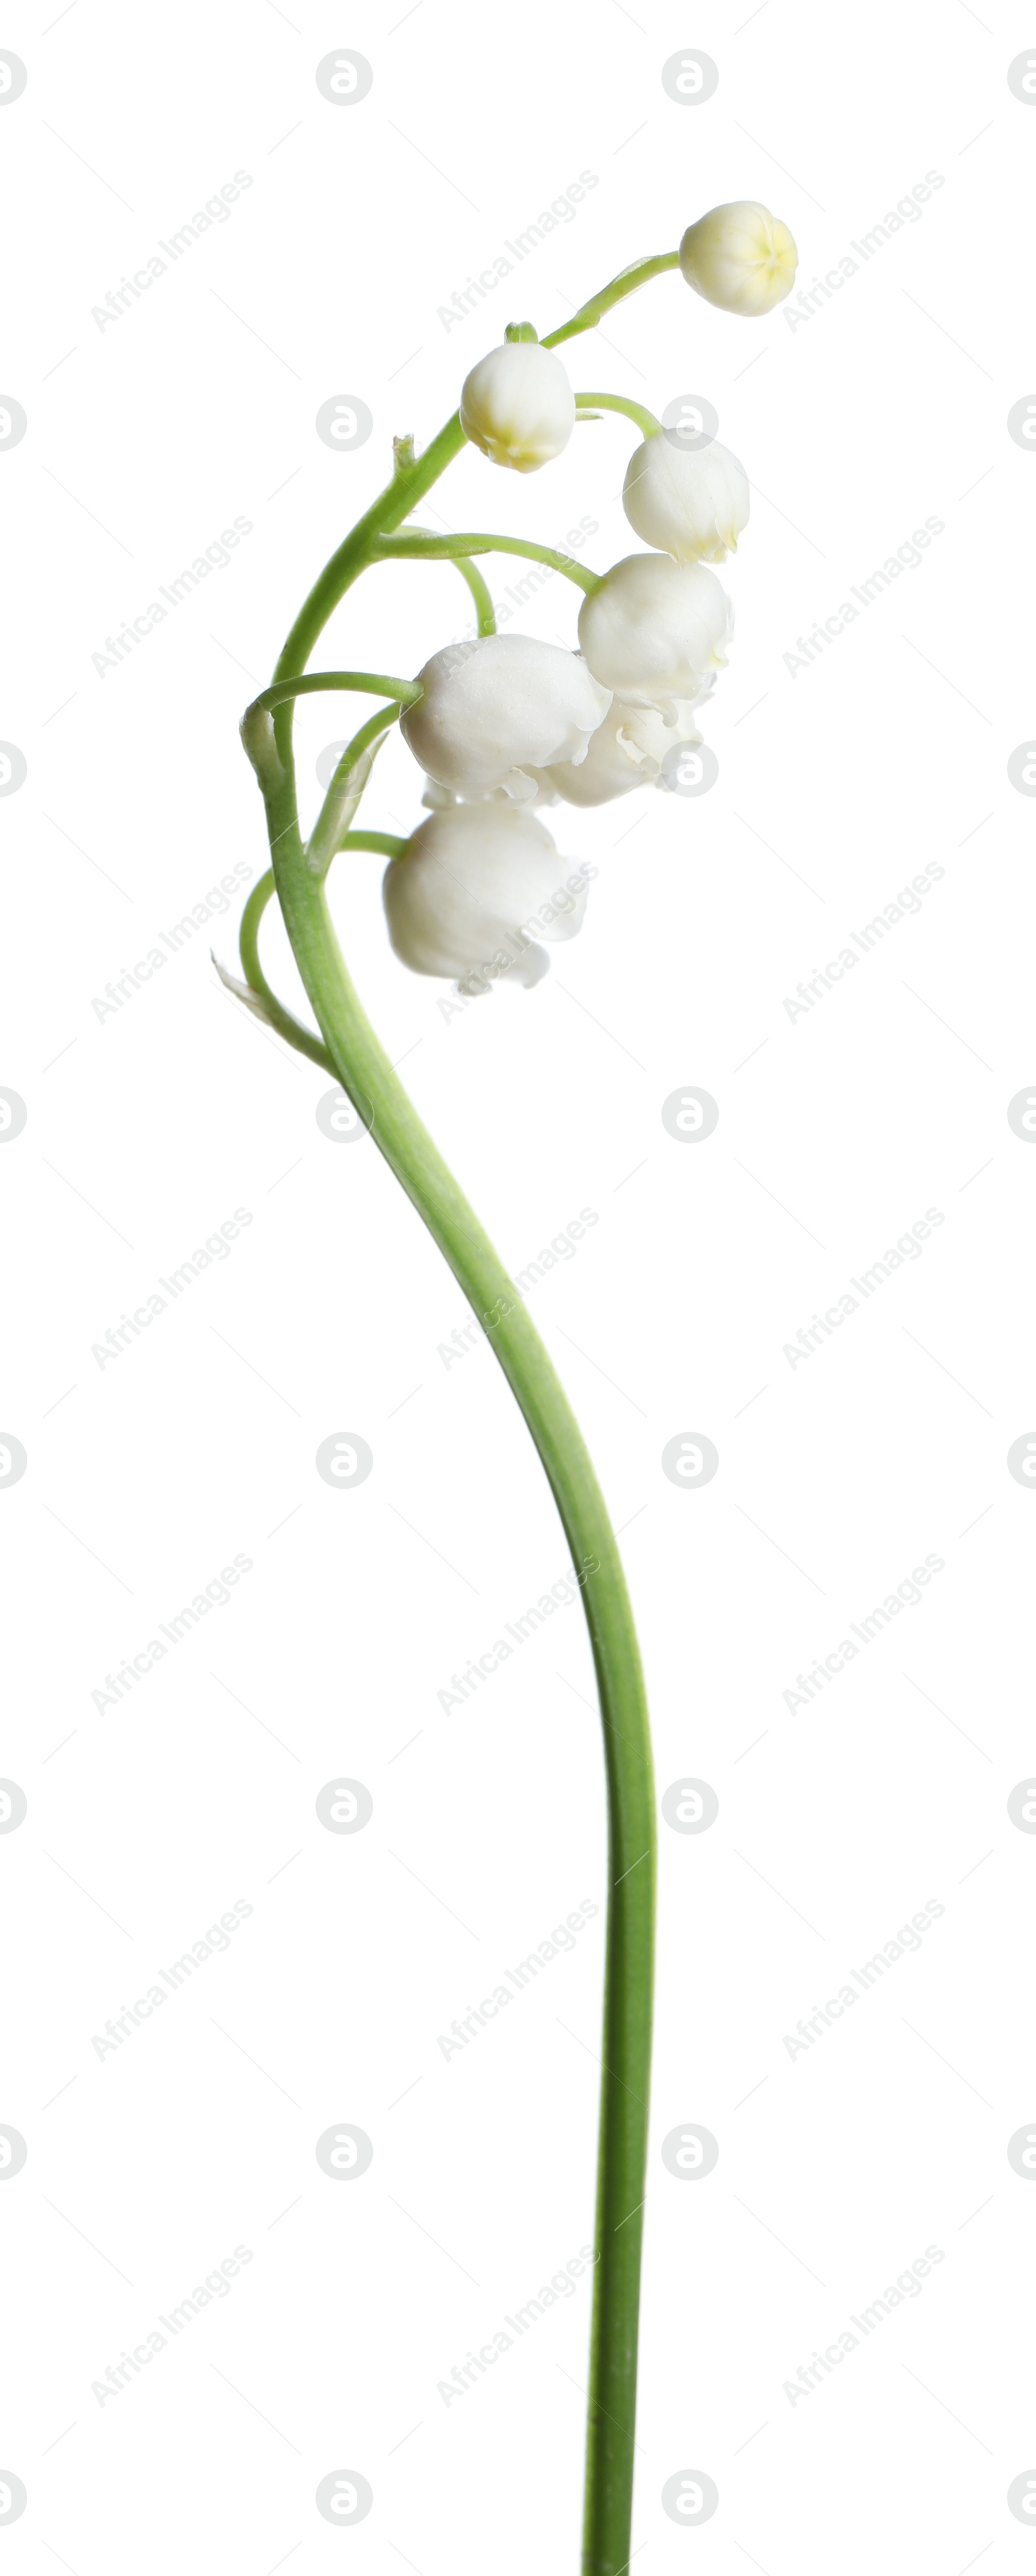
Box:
578 554 733 713
532 695 705 806
400 633 611 798
460 340 576 472
679 200 798 317
382 802 590 990
622 433 749 565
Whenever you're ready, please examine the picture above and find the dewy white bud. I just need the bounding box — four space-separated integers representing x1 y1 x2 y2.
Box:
534 696 704 807
577 554 733 713
622 433 749 565
400 635 611 798
460 341 576 472
679 201 798 317
383 803 589 990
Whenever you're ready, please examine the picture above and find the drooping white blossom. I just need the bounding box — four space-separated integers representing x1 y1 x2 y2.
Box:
577 554 733 714
383 802 591 991
400 635 611 799
460 341 576 473
532 695 706 806
622 433 749 565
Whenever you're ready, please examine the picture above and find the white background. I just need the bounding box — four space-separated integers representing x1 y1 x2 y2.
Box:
2 1 1035 2569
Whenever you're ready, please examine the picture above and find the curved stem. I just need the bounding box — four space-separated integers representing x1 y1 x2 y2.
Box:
273 412 467 759
575 392 662 440
260 779 655 2576
542 250 681 348
228 869 335 1072
306 704 402 880
338 830 409 860
403 533 497 636
374 529 600 595
254 670 422 716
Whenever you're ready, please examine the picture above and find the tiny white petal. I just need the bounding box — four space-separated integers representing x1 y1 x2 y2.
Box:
532 695 704 806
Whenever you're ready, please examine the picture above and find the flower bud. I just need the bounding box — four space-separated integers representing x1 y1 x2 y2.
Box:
383 804 589 990
622 433 749 565
533 696 704 806
679 201 798 317
577 554 733 713
400 634 611 799
460 341 576 472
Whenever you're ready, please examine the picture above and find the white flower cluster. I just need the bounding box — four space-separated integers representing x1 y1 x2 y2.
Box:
385 202 797 990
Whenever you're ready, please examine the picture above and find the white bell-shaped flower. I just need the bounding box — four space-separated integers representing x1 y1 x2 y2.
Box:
533 695 706 806
400 634 611 799
460 340 576 473
679 201 798 316
383 803 591 992
622 433 749 565
396 628 608 798
577 554 733 714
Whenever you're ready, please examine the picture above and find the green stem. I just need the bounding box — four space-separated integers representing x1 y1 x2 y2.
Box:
273 413 467 760
254 670 422 716
258 774 655 2575
306 704 403 880
402 534 497 637
374 528 600 595
541 251 681 349
575 392 662 440
229 869 335 1072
